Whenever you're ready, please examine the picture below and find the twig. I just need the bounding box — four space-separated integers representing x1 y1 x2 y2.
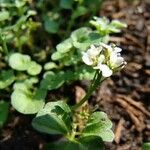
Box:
117 94 150 118
114 118 124 144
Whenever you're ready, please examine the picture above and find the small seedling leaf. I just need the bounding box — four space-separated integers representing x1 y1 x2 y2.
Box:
11 79 45 114
27 61 42 75
9 53 31 71
0 70 15 89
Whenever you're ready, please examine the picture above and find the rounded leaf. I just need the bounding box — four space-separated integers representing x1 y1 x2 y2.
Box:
27 61 42 75
0 10 9 21
44 62 58 70
9 53 31 71
11 80 45 114
51 51 65 61
11 90 45 114
40 71 65 90
56 38 73 53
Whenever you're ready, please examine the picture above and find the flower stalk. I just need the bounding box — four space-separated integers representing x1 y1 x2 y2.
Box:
72 71 102 110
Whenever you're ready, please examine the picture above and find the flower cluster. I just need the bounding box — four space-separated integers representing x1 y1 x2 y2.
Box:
82 43 126 77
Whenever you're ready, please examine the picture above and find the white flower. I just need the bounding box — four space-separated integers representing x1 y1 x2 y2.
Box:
99 43 124 69
94 54 113 77
82 45 101 66
82 43 126 78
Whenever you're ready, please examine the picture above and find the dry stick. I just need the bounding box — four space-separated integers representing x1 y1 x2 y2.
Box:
117 94 150 117
115 98 145 131
114 118 124 144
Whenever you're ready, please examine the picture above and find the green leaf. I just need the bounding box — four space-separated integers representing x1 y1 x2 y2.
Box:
40 71 65 90
0 101 9 128
44 62 58 70
9 53 31 71
11 79 45 114
51 51 65 61
71 27 93 51
0 10 9 21
13 77 39 92
142 143 150 150
79 136 104 150
56 38 73 54
71 27 92 42
110 20 127 29
90 16 127 35
45 136 104 150
32 101 72 135
41 65 95 91
27 61 42 75
44 18 59 34
60 0 74 9
15 0 26 8
0 70 15 89
81 112 114 142
90 17 110 35
75 65 95 80
9 53 42 75
72 6 88 19
11 89 45 114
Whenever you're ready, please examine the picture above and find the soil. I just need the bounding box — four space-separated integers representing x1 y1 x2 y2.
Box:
0 0 150 150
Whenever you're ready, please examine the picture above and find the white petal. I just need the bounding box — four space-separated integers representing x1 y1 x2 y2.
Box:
93 61 102 69
98 54 105 63
100 42 113 53
115 57 124 66
87 46 101 57
114 47 122 53
99 64 113 77
82 53 93 65
110 52 117 63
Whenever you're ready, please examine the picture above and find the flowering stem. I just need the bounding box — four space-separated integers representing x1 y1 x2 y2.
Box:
71 71 102 110
0 34 8 55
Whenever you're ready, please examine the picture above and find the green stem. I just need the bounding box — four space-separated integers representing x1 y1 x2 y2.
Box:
71 71 102 110
0 34 8 55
